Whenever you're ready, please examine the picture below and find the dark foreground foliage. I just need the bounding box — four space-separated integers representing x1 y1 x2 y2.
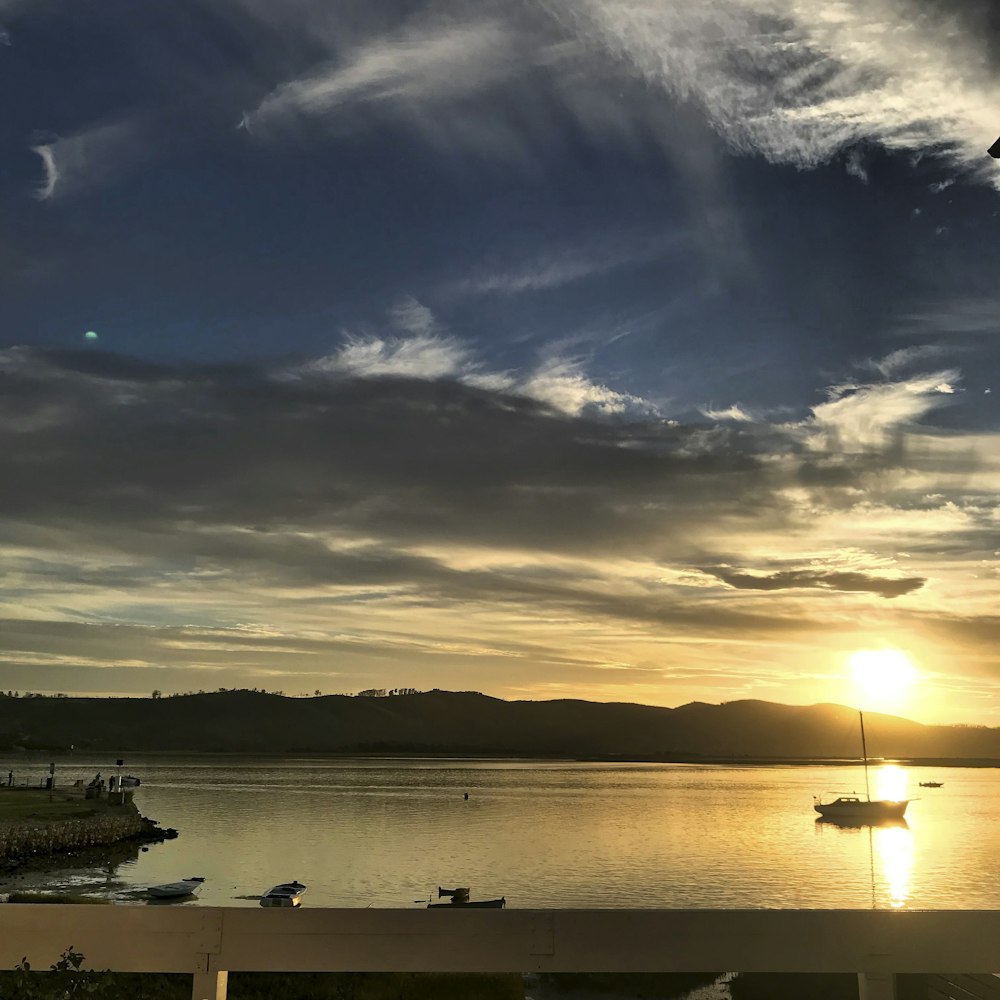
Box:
0 949 186 1000
532 971 720 998
728 972 859 999
0 951 524 1000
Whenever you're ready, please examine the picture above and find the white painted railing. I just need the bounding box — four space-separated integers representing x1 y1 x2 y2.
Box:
2 907 999 1000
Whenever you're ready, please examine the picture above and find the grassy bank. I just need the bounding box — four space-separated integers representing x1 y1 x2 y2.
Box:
0 794 98 824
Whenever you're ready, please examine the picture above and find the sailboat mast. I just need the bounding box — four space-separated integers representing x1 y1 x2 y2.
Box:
859 710 871 800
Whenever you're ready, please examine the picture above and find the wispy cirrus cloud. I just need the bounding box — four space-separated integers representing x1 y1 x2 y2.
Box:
31 120 144 201
555 0 1000 186
803 369 961 451
701 403 754 422
286 301 660 420
866 345 947 378
454 231 679 296
896 297 1000 338
247 19 520 134
302 332 472 381
517 358 658 419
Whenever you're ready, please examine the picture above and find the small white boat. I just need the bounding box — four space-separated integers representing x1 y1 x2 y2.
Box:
147 877 205 899
260 880 307 907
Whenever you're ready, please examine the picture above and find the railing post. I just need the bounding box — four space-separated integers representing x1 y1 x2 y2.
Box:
191 970 228 1000
858 971 896 1000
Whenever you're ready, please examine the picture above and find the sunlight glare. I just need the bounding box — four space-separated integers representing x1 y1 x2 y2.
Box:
875 824 913 909
874 764 908 802
849 649 918 710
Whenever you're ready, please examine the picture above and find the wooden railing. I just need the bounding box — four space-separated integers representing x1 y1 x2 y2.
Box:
2 906 1000 1000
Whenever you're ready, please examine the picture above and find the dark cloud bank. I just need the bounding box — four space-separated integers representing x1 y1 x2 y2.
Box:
0 347 983 694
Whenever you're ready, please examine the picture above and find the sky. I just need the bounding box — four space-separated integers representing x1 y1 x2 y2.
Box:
2 0 1000 724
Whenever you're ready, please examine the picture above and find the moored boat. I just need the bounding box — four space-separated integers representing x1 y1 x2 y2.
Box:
813 711 909 822
814 796 907 820
147 877 205 899
260 881 307 907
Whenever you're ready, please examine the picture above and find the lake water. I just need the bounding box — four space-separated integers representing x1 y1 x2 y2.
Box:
0 754 995 910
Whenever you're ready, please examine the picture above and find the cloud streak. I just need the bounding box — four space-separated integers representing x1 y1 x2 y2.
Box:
707 566 926 599
248 19 519 134
31 120 143 201
234 0 1000 187
560 0 1000 186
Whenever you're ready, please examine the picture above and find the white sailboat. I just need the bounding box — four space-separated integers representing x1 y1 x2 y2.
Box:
813 711 909 820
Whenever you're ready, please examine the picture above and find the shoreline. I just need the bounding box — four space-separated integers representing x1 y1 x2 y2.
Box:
5 749 998 767
0 790 176 871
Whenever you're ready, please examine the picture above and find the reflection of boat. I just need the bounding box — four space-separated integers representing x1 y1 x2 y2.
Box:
260 881 307 907
919 781 943 788
816 814 909 830
426 886 506 909
147 877 205 899
814 711 909 821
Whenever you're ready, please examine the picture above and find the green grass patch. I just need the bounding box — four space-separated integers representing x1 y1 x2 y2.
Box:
0 795 97 823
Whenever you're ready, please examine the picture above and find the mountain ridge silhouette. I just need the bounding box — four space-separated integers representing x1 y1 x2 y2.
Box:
0 690 996 759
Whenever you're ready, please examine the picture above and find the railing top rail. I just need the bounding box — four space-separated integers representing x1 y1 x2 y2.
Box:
2 907 1000 975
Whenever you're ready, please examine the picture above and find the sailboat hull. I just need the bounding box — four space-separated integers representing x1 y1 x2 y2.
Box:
814 798 908 819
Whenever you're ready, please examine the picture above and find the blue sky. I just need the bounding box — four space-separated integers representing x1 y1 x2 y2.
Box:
2 0 1000 722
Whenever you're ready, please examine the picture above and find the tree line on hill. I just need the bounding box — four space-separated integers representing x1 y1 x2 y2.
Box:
0 689 998 760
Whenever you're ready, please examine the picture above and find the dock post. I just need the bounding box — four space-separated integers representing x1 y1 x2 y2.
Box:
191 970 228 1000
858 971 896 1000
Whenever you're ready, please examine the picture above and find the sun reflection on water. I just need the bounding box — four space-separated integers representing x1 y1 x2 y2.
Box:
875 764 908 802
874 823 913 908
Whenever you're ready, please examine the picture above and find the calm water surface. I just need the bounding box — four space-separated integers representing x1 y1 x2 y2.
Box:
1 754 995 910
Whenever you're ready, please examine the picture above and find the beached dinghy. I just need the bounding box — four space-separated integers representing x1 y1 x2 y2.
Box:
260 880 307 907
147 877 205 899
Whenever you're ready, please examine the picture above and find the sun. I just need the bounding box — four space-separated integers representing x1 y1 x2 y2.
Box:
848 649 918 710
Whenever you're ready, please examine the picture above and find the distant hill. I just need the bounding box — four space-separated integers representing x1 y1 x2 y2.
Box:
0 690 998 759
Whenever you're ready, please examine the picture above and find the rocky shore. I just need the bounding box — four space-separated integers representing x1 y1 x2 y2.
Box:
0 790 176 872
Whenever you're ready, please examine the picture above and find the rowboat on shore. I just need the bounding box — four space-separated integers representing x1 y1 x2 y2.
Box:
426 886 506 909
147 877 205 899
260 881 307 907
427 897 507 908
